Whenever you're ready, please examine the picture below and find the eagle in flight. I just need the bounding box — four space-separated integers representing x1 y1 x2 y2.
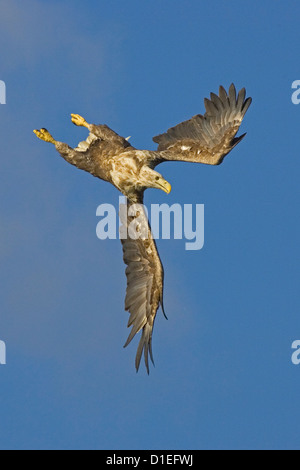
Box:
34 84 251 373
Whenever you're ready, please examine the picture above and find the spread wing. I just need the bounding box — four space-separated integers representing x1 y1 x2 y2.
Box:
120 198 165 373
153 84 251 166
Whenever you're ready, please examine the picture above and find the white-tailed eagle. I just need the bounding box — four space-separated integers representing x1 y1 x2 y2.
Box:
34 84 251 373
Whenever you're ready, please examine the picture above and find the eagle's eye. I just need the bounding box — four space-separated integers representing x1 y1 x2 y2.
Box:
155 176 159 181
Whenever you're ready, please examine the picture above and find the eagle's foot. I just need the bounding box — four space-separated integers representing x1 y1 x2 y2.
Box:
71 113 89 128
33 128 57 145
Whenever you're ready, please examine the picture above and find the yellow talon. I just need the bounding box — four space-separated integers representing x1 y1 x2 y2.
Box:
71 113 89 128
33 128 57 145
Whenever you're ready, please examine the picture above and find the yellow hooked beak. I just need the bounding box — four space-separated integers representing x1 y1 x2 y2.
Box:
156 177 172 194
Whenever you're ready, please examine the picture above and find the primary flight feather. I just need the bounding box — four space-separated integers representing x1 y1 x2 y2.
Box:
34 83 251 373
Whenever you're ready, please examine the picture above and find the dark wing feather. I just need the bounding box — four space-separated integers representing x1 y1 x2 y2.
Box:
120 198 165 373
152 84 251 166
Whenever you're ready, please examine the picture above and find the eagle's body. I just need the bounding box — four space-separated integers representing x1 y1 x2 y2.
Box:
34 84 251 373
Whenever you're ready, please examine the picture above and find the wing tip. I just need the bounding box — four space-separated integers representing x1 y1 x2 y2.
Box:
242 96 252 115
124 322 155 373
160 297 168 320
134 324 155 374
231 132 247 148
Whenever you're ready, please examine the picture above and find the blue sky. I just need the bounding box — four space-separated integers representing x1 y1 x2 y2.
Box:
0 0 300 450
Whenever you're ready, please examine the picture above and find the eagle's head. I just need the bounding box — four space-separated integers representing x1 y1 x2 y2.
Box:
139 166 171 195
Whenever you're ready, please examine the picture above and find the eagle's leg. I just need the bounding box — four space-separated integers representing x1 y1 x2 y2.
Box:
33 127 90 171
33 128 57 145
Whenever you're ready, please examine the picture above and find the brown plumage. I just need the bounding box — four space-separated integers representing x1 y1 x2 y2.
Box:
33 84 251 373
